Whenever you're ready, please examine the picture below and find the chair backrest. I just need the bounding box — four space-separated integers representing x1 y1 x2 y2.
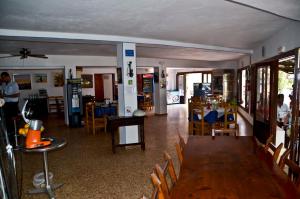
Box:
163 152 177 185
278 149 291 170
264 134 274 150
191 103 205 135
266 142 283 162
175 142 183 166
150 172 169 199
280 157 300 189
224 104 238 129
155 164 171 198
85 102 94 118
178 133 185 149
141 188 158 199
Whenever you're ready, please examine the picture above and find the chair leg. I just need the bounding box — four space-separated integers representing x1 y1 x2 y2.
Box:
93 120 95 135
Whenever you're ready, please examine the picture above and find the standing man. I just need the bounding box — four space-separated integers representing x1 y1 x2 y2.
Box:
277 94 290 126
0 72 20 143
194 83 206 101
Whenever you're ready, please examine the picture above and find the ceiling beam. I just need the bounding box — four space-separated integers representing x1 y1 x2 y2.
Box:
0 29 253 54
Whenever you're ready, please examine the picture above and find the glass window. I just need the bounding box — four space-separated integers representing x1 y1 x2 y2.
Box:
238 67 250 111
207 74 211 83
203 74 207 83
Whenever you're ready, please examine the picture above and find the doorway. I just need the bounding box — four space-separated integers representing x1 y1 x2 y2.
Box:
277 56 295 147
94 74 104 101
185 72 212 103
94 74 115 102
253 62 277 143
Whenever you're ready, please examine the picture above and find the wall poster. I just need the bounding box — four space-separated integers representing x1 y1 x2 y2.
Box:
81 74 93 88
13 74 32 90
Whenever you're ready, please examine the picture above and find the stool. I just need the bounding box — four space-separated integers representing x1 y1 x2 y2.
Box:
22 137 67 199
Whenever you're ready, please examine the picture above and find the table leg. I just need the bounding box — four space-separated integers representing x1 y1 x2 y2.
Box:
140 124 145 150
43 152 56 199
28 152 64 198
111 128 116 153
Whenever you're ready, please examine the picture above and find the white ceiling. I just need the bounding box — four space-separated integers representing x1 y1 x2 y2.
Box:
0 0 299 61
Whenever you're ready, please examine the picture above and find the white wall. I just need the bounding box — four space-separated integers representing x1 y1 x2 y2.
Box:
0 68 64 108
79 67 116 99
136 67 154 74
252 21 300 64
238 22 300 67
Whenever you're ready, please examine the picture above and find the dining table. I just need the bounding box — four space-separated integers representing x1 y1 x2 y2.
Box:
170 136 300 199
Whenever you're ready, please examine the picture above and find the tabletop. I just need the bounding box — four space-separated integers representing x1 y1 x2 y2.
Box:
22 137 67 153
170 136 300 199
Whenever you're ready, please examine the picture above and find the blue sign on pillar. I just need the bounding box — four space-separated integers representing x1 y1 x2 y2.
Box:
125 49 135 57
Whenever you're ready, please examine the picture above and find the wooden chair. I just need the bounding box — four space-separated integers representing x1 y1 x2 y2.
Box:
278 153 300 189
190 103 211 135
214 104 239 136
85 102 107 135
140 188 158 199
155 164 169 196
265 142 284 162
178 133 185 149
141 93 153 111
278 149 291 170
150 172 169 199
48 96 64 113
163 152 177 185
175 142 183 166
254 135 283 163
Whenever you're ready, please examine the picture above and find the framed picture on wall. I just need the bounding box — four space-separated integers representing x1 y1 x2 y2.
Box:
53 72 64 87
34 73 47 83
81 74 93 88
13 74 32 90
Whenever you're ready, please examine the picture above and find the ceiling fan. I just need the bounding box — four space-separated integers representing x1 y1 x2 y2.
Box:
0 48 48 59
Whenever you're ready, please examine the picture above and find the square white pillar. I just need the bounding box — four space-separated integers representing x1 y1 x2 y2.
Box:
64 65 76 125
117 43 138 144
154 65 167 115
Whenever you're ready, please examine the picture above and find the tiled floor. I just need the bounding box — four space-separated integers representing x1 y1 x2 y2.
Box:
17 104 252 199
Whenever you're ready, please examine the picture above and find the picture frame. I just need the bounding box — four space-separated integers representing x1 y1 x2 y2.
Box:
53 72 64 87
34 73 47 83
13 74 32 90
81 74 93 88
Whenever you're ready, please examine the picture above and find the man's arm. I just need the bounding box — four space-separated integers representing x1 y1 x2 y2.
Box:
4 93 20 98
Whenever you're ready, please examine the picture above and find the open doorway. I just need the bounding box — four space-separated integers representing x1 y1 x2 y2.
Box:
137 68 155 111
185 72 212 103
94 73 115 102
277 55 295 147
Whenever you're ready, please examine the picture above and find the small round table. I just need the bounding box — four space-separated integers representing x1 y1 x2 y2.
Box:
22 137 67 199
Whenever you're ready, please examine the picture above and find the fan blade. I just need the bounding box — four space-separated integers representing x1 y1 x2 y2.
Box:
0 55 20 59
28 54 48 59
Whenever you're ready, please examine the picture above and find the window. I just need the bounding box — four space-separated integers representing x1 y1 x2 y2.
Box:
238 67 250 111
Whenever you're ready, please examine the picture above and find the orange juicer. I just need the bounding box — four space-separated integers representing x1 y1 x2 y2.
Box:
25 120 51 149
20 100 51 149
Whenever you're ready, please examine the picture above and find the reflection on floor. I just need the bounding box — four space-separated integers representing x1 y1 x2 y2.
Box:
18 104 252 199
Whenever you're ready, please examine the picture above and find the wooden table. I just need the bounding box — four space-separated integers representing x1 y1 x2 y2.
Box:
170 136 300 199
107 116 145 153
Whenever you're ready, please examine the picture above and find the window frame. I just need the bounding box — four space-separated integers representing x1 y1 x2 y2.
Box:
237 66 250 112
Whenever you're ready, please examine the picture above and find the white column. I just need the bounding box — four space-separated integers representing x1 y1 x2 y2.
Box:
154 64 168 115
117 43 138 144
63 65 76 125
